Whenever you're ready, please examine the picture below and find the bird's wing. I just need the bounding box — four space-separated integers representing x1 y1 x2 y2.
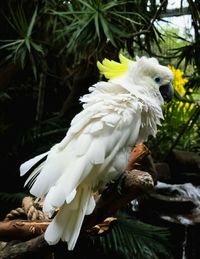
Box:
23 82 143 210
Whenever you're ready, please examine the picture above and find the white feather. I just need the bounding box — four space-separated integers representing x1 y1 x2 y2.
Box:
20 152 48 176
75 134 92 156
102 113 120 127
24 162 44 187
89 139 105 165
20 56 173 251
86 121 103 134
45 186 94 250
66 189 77 204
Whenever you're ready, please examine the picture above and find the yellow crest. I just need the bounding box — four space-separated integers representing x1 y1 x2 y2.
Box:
97 53 131 80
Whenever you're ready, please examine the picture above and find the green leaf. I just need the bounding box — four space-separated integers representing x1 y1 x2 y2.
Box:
0 40 23 50
76 0 95 11
94 13 100 39
27 6 38 37
30 41 44 54
29 53 38 80
25 38 31 53
101 1 129 11
20 47 27 68
67 15 95 49
90 212 171 259
112 11 144 25
99 14 117 47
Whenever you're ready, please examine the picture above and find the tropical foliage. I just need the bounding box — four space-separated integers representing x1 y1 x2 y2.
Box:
148 25 200 159
94 213 172 259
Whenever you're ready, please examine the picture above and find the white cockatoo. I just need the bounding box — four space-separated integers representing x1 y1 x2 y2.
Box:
20 55 173 250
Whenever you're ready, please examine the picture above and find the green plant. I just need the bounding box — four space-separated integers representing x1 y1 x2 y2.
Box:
43 0 163 60
89 212 172 259
0 3 44 79
147 24 200 158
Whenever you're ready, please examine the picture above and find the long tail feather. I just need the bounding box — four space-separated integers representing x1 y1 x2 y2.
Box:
44 186 95 250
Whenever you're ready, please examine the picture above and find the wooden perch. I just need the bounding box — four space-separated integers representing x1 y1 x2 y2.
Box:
0 234 48 259
0 220 49 242
83 169 154 231
0 144 153 258
126 143 150 171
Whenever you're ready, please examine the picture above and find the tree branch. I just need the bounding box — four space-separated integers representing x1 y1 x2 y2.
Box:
0 220 49 242
83 169 154 231
0 234 49 259
160 7 190 18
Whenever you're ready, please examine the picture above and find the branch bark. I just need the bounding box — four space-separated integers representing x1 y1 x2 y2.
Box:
0 220 49 242
83 169 154 231
0 234 49 259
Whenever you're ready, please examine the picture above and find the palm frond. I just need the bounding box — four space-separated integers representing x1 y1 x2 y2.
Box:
90 213 172 259
0 4 44 79
44 0 161 60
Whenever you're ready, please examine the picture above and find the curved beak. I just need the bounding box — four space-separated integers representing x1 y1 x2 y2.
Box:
159 83 174 102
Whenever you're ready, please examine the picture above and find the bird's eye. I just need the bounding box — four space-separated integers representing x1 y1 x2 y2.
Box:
154 76 161 83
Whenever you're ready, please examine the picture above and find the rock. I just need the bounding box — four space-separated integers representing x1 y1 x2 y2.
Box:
166 149 200 184
136 182 200 221
155 162 171 182
138 192 197 215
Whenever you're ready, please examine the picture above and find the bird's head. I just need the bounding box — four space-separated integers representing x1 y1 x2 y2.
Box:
128 56 174 102
97 54 174 103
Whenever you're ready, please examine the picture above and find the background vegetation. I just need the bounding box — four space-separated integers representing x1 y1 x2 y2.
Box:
0 0 199 258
